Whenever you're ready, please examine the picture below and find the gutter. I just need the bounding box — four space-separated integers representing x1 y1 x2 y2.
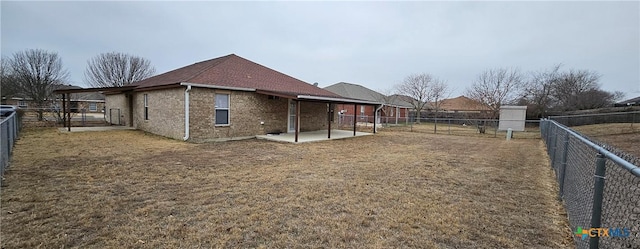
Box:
375 104 384 133
183 85 192 141
179 82 255 92
297 95 382 105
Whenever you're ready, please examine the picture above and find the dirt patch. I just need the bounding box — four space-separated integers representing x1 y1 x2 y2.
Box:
1 128 573 248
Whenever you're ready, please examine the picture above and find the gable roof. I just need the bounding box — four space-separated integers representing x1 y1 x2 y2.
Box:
324 82 385 102
133 54 340 98
438 96 490 111
616 96 640 106
387 94 416 108
324 82 413 108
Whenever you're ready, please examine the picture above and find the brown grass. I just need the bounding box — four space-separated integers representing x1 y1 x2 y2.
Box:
1 128 572 248
386 122 541 139
572 123 640 159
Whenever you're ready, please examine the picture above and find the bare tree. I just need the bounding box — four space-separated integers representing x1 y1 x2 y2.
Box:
1 57 20 103
522 66 624 114
465 68 523 118
429 78 450 133
523 64 562 118
9 49 69 120
395 73 434 123
552 69 601 111
84 52 156 87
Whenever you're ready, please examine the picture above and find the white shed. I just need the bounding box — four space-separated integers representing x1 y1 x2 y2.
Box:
498 106 527 131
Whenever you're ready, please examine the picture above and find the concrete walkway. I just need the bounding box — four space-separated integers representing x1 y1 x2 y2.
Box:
58 126 136 133
256 130 372 143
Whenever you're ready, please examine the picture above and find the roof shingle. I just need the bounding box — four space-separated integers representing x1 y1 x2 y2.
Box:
133 54 340 98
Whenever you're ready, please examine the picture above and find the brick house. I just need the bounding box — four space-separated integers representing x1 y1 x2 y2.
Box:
94 54 379 142
324 82 412 124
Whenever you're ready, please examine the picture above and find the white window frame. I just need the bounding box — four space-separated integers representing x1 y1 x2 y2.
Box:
143 94 149 120
18 100 27 108
215 93 230 126
89 102 97 112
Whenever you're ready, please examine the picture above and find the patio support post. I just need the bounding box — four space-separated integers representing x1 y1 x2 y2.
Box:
62 93 66 129
66 94 71 131
353 104 357 136
395 106 399 124
327 103 331 139
373 105 377 134
295 100 300 143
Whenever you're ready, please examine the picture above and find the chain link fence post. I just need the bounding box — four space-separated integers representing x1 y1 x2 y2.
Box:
558 132 569 199
589 153 607 249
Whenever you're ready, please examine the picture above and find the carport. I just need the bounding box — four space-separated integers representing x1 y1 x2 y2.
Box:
53 86 135 131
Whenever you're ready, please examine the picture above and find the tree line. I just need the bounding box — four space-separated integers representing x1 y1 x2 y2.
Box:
395 65 624 120
1 48 155 120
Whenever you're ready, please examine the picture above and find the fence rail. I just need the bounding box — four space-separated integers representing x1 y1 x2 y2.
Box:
1 111 21 186
541 119 639 249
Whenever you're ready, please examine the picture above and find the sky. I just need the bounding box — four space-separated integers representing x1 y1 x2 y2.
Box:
1 1 639 99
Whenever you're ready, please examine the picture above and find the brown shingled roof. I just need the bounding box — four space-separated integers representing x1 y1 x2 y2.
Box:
133 54 340 98
438 96 491 111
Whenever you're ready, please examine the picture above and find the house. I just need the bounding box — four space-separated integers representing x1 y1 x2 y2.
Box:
324 82 412 124
59 54 379 142
436 96 491 113
615 96 640 107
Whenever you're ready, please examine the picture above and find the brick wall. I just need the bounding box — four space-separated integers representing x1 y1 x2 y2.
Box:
189 89 290 140
299 101 333 131
106 87 339 141
133 88 185 140
104 94 129 125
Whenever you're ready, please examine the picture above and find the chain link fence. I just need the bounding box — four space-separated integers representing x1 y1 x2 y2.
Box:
551 111 638 128
541 119 639 249
1 111 21 187
356 115 541 139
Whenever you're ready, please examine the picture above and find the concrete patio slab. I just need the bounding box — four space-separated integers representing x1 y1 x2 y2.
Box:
256 129 372 143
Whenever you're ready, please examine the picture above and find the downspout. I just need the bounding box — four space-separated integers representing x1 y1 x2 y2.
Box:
374 104 384 133
183 85 192 141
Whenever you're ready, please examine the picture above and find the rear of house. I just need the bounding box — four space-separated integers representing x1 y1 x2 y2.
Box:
104 54 377 141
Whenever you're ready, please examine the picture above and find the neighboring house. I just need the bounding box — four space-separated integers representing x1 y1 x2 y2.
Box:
1 86 105 113
76 54 377 142
615 96 640 107
324 82 412 123
436 96 491 113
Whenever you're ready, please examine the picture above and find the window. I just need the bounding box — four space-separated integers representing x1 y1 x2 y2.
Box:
215 93 229 125
143 94 149 120
89 102 97 112
360 105 365 116
18 100 27 108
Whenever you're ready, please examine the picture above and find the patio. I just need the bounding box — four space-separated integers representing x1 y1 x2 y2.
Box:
256 129 372 143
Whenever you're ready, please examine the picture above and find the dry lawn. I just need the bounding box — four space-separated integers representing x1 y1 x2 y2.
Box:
572 123 640 159
1 128 572 248
386 122 541 139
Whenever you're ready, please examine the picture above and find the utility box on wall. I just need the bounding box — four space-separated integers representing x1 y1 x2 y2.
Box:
498 106 527 131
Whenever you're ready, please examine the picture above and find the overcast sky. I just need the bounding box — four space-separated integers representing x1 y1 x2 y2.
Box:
2 1 639 99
